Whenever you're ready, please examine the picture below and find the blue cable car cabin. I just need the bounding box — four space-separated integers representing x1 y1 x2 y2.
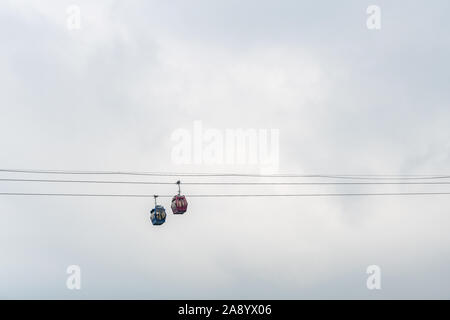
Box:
150 205 166 225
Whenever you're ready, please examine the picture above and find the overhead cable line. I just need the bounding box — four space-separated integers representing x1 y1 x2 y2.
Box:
0 169 449 180
2 192 450 197
3 178 450 186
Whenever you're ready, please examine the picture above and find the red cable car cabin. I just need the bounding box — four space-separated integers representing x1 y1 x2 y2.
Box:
171 195 188 214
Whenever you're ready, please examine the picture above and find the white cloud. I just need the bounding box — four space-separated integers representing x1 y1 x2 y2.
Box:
1 0 450 298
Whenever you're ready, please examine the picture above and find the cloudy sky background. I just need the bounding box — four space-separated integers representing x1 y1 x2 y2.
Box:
1 0 450 299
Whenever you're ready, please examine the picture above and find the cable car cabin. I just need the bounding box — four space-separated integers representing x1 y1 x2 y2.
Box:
171 195 188 214
150 205 167 225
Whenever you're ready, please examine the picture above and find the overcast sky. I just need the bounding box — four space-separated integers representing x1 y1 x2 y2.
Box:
1 0 450 299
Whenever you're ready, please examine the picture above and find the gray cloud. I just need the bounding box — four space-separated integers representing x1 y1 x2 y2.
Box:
1 0 450 299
